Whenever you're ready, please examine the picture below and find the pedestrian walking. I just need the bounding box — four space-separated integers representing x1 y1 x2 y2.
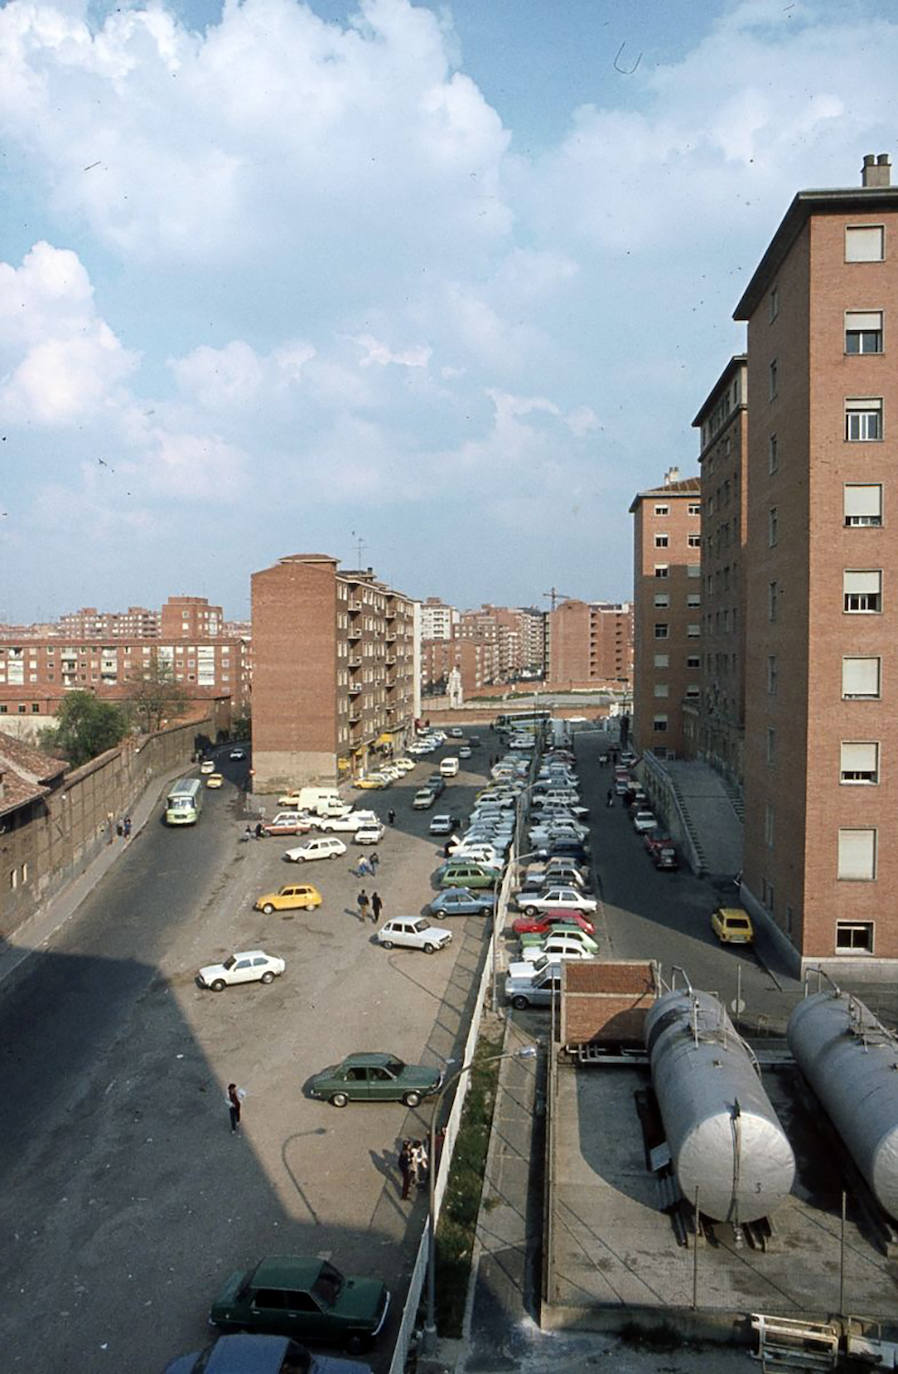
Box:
370 850 380 873
371 891 383 924
254 821 264 839
398 1139 413 1199
123 815 132 839
387 808 396 826
411 1138 429 1189
227 1082 245 1133
357 889 370 922
606 788 614 807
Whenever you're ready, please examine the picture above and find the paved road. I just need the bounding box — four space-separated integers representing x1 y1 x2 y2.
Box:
0 744 494 1372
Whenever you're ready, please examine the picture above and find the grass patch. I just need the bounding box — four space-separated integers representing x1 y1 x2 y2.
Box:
434 1024 505 1335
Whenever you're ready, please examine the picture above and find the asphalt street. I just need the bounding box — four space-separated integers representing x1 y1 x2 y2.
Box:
0 743 494 1372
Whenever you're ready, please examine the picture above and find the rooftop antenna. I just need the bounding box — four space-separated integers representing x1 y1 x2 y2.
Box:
350 530 366 567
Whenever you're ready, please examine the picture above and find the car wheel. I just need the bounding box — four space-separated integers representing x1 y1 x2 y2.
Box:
423 942 436 954
331 1092 349 1108
524 905 538 917
479 906 492 917
403 1090 421 1108
211 979 227 992
262 903 275 914
260 971 275 984
380 940 393 949
512 995 530 1010
329 852 338 859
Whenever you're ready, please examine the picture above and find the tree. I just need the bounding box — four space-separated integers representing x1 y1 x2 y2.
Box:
125 653 190 734
46 691 128 767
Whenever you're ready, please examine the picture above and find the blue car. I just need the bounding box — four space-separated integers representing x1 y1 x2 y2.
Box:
427 886 496 918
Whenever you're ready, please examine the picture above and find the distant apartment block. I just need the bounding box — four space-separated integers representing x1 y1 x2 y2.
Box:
689 356 748 783
546 599 633 687
421 636 501 698
630 469 702 757
419 597 457 641
251 555 419 791
57 605 160 638
455 604 546 679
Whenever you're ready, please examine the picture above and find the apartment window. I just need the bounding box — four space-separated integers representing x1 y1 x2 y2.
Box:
843 569 882 613
655 533 669 548
764 805 775 847
768 433 778 473
688 502 701 516
653 715 668 732
685 623 699 639
835 921 873 952
840 741 879 784
838 828 876 880
687 533 701 548
845 310 883 354
845 225 884 262
845 397 882 441
768 507 778 546
654 623 669 639
654 683 669 698
687 564 701 579
654 653 669 668
844 484 882 526
686 654 700 669
653 593 670 608
687 593 701 608
654 564 669 578
654 504 669 516
767 654 778 695
684 685 700 700
769 284 779 321
769 358 778 399
767 727 776 764
842 656 881 699
768 580 778 622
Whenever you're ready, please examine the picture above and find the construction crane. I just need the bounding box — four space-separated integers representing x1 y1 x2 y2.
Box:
543 588 575 612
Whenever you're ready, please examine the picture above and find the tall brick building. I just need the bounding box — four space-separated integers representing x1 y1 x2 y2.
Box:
629 470 702 757
251 555 418 791
734 153 898 976
545 599 633 688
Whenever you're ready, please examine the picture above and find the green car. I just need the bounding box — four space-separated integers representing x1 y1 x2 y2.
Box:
209 1256 389 1354
309 1051 442 1108
436 861 501 890
519 928 599 953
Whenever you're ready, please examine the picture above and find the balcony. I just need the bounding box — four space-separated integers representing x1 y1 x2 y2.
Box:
348 601 363 614
348 657 362 670
349 708 362 725
347 627 362 641
348 682 362 696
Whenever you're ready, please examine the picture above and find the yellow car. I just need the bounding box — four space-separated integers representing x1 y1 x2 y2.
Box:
254 883 322 914
711 906 754 944
354 774 391 789
205 773 224 789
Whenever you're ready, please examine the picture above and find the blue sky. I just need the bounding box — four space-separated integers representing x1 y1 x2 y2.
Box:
2 0 896 621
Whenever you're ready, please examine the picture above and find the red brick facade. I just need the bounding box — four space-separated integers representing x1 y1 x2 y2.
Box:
546 599 633 688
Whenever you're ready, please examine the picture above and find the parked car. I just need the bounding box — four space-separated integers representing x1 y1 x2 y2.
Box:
164 1331 371 1374
427 887 495 918
283 836 347 863
309 1052 442 1108
449 726 464 738
654 846 679 871
197 950 286 992
512 910 596 937
354 773 392 790
262 811 314 836
412 788 437 810
205 773 224 789
353 823 385 845
254 884 322 914
711 906 755 944
429 814 454 835
514 886 597 918
458 746 472 759
504 960 564 1009
439 757 460 777
209 1256 389 1353
520 929 599 959
436 861 502 889
308 810 378 833
376 916 452 953
200 759 216 774
229 748 246 760
426 775 446 796
632 811 659 834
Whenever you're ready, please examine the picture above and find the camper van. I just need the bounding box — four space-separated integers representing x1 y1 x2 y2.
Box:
276 787 348 818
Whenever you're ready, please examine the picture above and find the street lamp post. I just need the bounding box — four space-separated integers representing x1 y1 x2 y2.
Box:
423 1044 537 1354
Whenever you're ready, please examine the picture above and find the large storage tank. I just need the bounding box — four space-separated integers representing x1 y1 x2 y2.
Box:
645 988 795 1225
788 990 898 1219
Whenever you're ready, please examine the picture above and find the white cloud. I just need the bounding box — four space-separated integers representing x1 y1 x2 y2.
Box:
354 334 432 369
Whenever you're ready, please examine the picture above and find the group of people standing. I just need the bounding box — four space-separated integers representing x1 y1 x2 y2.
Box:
398 1137 429 1199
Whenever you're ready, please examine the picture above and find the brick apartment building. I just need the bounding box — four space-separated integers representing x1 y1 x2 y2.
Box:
420 636 501 698
456 604 545 680
0 596 250 735
734 153 898 976
689 356 749 784
251 555 419 792
629 470 702 757
545 599 633 688
57 606 160 638
419 597 457 641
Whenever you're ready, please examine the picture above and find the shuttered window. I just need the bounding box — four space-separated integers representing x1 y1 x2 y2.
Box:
838 829 877 880
845 310 883 353
840 742 879 784
842 657 881 698
844 484 882 526
843 569 882 612
845 226 884 262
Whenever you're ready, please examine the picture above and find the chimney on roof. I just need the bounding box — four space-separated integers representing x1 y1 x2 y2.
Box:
663 466 680 486
861 153 891 188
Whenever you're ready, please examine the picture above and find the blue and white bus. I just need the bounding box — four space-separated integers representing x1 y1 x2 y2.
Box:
494 709 551 736
165 777 204 826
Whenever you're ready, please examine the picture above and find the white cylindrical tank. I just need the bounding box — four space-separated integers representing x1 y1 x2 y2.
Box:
788 990 898 1220
645 988 795 1225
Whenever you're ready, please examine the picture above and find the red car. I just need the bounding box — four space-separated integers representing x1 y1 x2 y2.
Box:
644 832 673 858
512 909 596 937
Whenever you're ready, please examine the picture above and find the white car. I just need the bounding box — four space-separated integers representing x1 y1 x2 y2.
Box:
200 759 216 774
376 916 453 953
353 823 385 845
632 810 659 833
310 810 378 832
521 931 598 961
196 949 285 991
412 788 437 810
451 845 501 866
515 886 598 917
449 726 464 738
459 746 472 759
229 748 246 760
392 758 417 772
283 836 348 862
429 814 454 835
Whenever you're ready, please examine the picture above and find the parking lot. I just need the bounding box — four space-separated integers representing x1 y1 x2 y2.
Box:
0 738 496 1372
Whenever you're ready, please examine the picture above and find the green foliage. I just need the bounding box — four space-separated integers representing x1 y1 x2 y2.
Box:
231 715 252 740
125 652 190 733
45 691 128 767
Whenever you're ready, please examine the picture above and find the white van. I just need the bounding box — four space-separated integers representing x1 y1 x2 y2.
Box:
276 787 347 816
440 757 460 777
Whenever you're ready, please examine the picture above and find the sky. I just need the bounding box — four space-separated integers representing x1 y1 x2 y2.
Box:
2 0 897 622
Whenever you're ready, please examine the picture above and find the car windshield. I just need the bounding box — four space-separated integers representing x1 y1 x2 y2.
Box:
311 1259 344 1310
222 956 236 970
384 1057 405 1076
414 919 431 931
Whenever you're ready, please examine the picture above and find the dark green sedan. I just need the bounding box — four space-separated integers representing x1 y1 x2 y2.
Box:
209 1256 389 1354
308 1052 442 1108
